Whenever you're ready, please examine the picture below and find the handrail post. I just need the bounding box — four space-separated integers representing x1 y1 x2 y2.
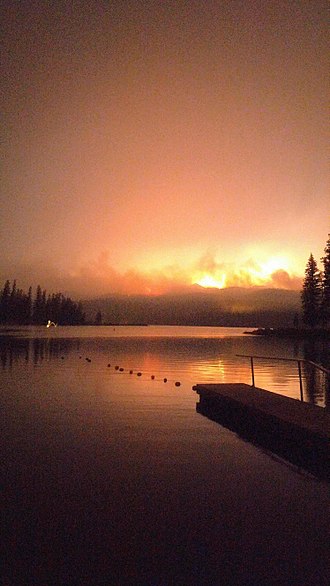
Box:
236 353 327 402
297 360 303 402
250 357 255 387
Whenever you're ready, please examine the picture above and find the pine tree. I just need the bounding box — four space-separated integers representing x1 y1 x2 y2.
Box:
9 280 17 320
22 286 32 324
95 310 103 325
320 234 330 327
0 280 11 323
301 254 322 327
32 285 44 324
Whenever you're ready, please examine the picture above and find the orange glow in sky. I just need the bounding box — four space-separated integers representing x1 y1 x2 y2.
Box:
192 256 292 290
194 274 227 290
1 2 328 298
190 253 301 292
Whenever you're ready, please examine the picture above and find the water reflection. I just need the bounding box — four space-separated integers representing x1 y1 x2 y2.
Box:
303 362 330 409
0 335 78 369
0 331 328 408
303 335 330 368
303 337 330 408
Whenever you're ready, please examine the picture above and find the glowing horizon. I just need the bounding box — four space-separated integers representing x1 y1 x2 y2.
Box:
194 274 227 289
0 249 305 299
1 3 327 299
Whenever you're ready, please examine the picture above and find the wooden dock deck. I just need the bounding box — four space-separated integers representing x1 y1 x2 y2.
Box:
193 384 330 481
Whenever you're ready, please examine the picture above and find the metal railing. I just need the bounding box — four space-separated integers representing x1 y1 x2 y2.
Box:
236 354 330 402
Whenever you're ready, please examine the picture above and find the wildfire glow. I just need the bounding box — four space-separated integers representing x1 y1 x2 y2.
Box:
259 257 290 278
239 256 291 286
193 256 293 290
194 274 226 289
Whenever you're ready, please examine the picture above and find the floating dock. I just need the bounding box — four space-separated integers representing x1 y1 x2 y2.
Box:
193 383 330 481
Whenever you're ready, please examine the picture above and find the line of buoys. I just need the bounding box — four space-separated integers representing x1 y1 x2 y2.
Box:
72 355 164 380
72 352 184 387
102 359 182 387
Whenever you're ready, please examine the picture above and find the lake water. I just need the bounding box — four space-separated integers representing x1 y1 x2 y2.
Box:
1 326 330 585
1 325 329 406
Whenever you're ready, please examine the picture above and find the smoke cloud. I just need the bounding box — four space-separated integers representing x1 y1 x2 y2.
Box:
0 250 302 300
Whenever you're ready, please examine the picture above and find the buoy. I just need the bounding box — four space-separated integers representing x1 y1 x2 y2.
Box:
107 364 111 367
129 370 133 374
175 381 181 387
61 356 64 360
163 378 167 383
119 367 124 372
137 372 142 377
151 375 155 380
115 366 119 370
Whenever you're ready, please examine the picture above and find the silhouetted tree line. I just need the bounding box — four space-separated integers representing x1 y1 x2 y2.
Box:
0 281 85 325
301 234 330 328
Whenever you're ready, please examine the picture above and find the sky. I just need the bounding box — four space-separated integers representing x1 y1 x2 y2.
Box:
1 0 328 298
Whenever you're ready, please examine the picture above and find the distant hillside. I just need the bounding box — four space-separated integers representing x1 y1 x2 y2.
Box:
82 287 301 328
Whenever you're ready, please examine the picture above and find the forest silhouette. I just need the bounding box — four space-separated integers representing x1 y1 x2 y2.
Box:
0 281 85 325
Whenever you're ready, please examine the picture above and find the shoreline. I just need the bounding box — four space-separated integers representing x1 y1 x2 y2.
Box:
245 327 330 339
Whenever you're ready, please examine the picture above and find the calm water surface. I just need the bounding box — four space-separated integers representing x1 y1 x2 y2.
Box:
1 326 330 585
1 325 329 405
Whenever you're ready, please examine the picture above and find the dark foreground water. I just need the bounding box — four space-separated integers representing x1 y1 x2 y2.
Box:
1 327 330 585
